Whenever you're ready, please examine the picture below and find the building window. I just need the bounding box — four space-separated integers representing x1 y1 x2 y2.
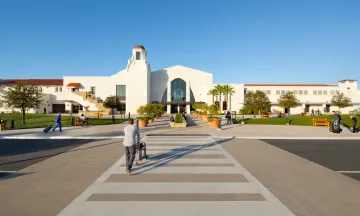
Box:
293 90 297 94
136 52 140 60
281 90 285 95
38 87 42 92
55 87 58 92
276 90 280 95
304 90 308 95
299 90 303 95
91 86 96 94
330 90 334 95
59 87 62 92
318 90 322 95
313 90 317 95
116 85 126 101
267 90 271 95
323 90 327 95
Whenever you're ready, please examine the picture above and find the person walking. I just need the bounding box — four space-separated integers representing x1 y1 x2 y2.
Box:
351 115 358 133
123 118 140 175
52 112 62 132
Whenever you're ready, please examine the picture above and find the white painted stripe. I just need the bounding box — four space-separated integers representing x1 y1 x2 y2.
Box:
61 202 294 216
146 145 219 150
162 158 231 164
145 140 213 144
147 150 222 155
94 182 258 194
336 171 360 173
0 171 17 173
114 167 241 174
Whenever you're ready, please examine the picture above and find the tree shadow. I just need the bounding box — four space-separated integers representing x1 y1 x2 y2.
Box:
131 137 235 175
0 172 34 181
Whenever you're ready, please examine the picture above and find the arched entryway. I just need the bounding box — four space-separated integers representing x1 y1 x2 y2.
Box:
161 78 196 113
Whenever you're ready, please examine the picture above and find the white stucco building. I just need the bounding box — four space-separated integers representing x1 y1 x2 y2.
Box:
1 45 360 115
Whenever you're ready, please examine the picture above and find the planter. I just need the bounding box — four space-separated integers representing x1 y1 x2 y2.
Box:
138 120 147 128
209 118 220 128
170 122 187 128
148 119 153 123
202 115 209 122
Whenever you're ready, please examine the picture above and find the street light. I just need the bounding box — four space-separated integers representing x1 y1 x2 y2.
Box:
241 103 246 125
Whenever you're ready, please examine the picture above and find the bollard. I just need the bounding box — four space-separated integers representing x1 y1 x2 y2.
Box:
217 117 222 131
241 115 245 125
10 117 15 129
128 112 130 120
136 119 139 127
286 115 289 125
112 115 115 123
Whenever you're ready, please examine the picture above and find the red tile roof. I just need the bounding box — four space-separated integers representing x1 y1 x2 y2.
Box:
244 84 336 87
2 79 63 85
66 82 80 88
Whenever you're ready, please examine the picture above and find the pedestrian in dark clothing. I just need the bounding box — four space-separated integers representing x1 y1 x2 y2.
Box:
351 115 358 133
225 111 231 124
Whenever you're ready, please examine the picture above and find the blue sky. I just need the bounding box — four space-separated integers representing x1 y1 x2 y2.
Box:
0 0 359 84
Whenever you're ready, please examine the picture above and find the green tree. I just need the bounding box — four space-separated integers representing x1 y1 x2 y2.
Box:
103 96 120 122
0 82 43 125
214 84 224 111
208 88 218 104
331 92 352 111
278 92 299 114
223 84 235 111
243 90 271 115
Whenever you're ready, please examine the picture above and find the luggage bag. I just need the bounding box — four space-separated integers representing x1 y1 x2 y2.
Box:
43 125 53 133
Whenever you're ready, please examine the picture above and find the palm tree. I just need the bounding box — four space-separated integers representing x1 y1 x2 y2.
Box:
208 88 218 104
214 84 224 111
223 84 236 111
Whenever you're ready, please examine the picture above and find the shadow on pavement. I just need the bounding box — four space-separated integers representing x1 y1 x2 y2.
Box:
0 172 34 181
132 136 234 175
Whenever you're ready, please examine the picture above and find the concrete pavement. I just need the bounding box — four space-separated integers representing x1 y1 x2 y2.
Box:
57 135 295 216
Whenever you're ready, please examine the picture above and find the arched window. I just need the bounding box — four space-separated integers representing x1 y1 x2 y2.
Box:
161 78 196 103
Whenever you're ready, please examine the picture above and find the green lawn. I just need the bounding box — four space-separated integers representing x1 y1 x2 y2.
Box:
0 113 127 130
238 115 359 127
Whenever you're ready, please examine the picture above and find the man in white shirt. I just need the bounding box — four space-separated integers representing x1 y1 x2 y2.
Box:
123 118 140 175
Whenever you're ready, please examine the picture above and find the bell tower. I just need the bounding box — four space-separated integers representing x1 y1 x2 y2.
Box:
126 45 151 113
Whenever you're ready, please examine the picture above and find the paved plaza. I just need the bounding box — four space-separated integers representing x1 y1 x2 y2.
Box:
1 115 360 216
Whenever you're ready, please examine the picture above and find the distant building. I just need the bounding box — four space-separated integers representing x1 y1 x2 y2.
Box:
1 45 359 115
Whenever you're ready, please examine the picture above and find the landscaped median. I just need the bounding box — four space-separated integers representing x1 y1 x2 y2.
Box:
0 113 128 130
236 114 359 127
170 113 187 128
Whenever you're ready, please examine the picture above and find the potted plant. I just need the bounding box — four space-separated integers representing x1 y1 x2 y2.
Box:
207 104 220 128
136 105 147 128
201 104 209 122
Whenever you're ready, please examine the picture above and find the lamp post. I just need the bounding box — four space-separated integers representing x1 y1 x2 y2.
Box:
241 103 246 125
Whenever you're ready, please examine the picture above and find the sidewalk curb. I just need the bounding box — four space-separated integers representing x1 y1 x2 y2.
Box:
212 136 360 140
0 136 125 140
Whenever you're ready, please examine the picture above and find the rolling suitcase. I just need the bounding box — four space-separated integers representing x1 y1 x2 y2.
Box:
333 124 341 133
231 118 237 124
43 125 53 133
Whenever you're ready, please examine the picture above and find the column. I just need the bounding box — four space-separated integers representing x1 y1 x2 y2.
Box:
167 79 171 114
186 80 191 114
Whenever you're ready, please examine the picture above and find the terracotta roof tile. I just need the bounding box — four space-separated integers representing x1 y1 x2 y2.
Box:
244 84 336 87
3 79 63 85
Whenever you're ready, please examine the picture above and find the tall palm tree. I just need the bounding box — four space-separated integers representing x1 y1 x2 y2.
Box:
223 84 236 111
214 84 224 111
208 88 218 104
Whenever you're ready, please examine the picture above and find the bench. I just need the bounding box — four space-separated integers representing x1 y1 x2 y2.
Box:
261 115 269 118
313 118 329 127
74 117 88 127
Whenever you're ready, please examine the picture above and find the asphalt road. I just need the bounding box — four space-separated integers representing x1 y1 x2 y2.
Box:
0 139 96 178
262 139 360 181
